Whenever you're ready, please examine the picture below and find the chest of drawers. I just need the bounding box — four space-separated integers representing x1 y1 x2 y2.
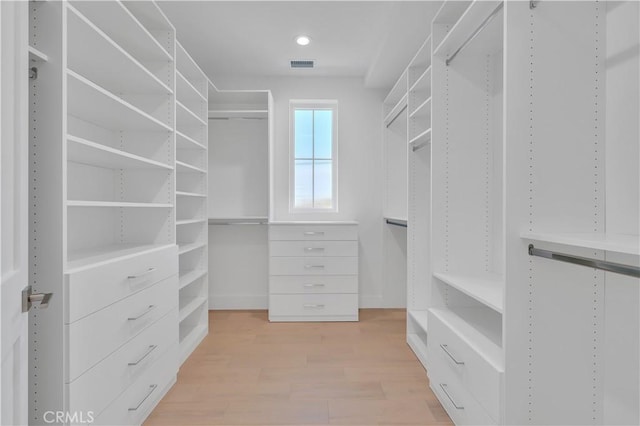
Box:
268 223 359 322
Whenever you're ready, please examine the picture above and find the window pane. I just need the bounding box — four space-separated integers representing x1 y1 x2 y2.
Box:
313 159 332 208
294 159 313 208
313 110 332 159
294 110 313 158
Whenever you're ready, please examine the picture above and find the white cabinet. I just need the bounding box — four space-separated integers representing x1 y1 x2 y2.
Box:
268 223 359 321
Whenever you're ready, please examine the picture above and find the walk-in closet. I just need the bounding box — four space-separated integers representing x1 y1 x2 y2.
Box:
0 1 637 425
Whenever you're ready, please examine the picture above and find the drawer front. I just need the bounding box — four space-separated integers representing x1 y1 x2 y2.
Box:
269 256 358 276
67 275 178 382
66 245 178 323
427 310 501 421
269 225 357 241
94 343 177 426
429 366 495 426
269 275 358 294
67 309 178 417
269 240 358 257
269 293 358 318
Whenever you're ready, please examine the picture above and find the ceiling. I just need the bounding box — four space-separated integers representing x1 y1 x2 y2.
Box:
159 1 443 90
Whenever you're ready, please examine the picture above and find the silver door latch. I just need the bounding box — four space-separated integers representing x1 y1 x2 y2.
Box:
22 285 52 312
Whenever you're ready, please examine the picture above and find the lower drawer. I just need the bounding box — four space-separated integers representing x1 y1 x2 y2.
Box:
67 309 178 417
67 275 177 381
269 293 358 321
269 275 358 294
93 342 177 426
269 256 358 275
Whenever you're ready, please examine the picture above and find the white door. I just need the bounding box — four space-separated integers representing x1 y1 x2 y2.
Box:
1 1 29 424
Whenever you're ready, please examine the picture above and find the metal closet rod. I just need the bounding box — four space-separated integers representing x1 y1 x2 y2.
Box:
446 2 504 66
386 219 408 228
412 141 429 152
528 244 640 278
385 104 407 128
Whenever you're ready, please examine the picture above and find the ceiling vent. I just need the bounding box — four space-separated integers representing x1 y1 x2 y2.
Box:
290 60 314 69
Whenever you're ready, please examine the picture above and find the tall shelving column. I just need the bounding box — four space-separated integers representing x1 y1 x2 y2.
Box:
175 41 209 365
406 36 432 367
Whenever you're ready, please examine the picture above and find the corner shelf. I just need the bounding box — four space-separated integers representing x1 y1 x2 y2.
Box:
433 271 504 314
521 232 640 256
409 128 432 147
176 191 206 198
176 131 206 150
179 297 207 323
176 218 206 226
176 160 206 174
179 269 207 290
178 242 206 256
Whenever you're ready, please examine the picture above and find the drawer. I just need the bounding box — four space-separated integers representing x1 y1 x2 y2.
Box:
67 309 178 417
269 293 358 320
269 275 358 294
65 245 178 323
269 257 358 276
93 342 177 426
429 366 495 426
269 240 358 257
67 275 177 382
427 310 502 422
269 225 357 241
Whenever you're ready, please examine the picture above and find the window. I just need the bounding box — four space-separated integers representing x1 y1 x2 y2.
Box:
290 100 338 211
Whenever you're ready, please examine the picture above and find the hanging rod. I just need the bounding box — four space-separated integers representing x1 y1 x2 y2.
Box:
446 2 504 66
528 244 640 278
412 141 429 152
385 104 407 128
208 218 268 225
385 218 407 228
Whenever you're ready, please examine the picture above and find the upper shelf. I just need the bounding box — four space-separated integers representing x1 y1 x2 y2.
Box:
383 93 408 128
208 110 269 119
176 42 208 100
384 68 408 107
521 232 640 256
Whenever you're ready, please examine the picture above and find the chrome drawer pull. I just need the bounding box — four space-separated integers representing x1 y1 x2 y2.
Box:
303 304 325 309
439 384 464 410
304 231 324 236
303 283 325 288
128 305 156 321
304 247 325 252
128 384 157 411
128 345 158 366
304 265 325 269
440 344 464 365
127 267 156 279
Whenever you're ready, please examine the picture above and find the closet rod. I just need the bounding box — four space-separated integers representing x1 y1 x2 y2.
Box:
445 2 504 66
528 244 640 278
412 141 429 152
209 221 268 225
386 219 408 228
385 104 407 128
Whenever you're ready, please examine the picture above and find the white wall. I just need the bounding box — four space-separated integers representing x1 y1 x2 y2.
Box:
222 76 393 307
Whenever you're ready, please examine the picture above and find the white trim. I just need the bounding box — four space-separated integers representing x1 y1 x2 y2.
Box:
288 99 339 213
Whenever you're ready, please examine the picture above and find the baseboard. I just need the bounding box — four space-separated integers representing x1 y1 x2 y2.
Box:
359 295 384 308
209 294 267 309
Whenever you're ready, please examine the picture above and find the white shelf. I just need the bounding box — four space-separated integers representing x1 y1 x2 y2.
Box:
521 232 640 256
408 37 431 72
176 160 206 174
69 0 172 63
409 67 431 93
176 191 206 198
177 101 207 127
408 310 429 334
208 110 268 119
433 271 504 313
177 71 206 103
179 323 207 365
176 41 207 100
28 45 49 63
384 68 408 106
176 131 206 150
67 70 172 132
383 93 408 127
410 98 431 119
430 307 503 372
178 242 206 256
67 6 172 97
208 217 269 225
176 218 206 226
179 269 207 290
67 200 172 208
66 243 174 273
179 297 207 323
67 135 172 170
433 0 503 60
409 128 432 147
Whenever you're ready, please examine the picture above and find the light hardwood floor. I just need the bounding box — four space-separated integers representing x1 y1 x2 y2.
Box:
145 309 452 425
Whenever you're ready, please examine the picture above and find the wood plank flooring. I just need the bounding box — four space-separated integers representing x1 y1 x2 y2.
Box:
145 309 452 425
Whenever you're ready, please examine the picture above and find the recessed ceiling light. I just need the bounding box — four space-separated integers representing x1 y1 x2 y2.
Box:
296 35 311 46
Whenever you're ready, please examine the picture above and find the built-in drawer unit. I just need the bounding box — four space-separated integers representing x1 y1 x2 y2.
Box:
67 275 178 381
67 309 178 417
268 222 359 322
427 309 502 423
65 245 178 323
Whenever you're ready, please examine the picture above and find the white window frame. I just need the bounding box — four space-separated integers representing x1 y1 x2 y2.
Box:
289 99 339 213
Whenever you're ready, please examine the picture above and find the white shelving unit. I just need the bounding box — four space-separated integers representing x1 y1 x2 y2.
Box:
175 41 209 366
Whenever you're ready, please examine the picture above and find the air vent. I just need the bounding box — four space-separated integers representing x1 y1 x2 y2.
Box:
290 60 314 69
